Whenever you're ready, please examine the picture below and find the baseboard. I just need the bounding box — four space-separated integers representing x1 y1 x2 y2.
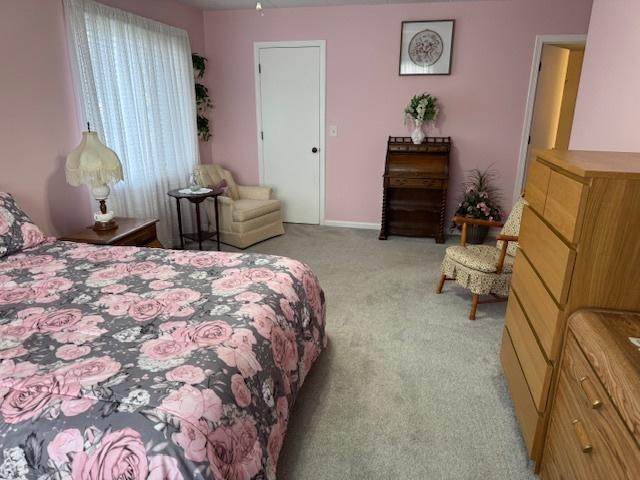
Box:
322 220 380 230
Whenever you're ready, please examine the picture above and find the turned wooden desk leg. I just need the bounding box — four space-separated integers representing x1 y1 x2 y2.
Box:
176 199 184 250
436 274 446 293
469 294 479 320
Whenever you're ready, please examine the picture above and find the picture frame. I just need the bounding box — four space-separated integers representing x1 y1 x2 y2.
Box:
399 20 455 76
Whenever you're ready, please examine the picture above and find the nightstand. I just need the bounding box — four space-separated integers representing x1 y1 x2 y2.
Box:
59 217 162 248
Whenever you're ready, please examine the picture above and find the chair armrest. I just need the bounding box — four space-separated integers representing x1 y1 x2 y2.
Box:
457 216 505 247
495 235 518 274
453 216 504 228
238 185 271 200
496 234 518 242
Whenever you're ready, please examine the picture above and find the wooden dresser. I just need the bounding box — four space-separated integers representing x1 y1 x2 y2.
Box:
379 136 450 243
541 310 640 479
500 149 640 469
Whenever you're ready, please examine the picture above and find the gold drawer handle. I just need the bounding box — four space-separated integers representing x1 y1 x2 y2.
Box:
579 376 603 409
572 419 593 453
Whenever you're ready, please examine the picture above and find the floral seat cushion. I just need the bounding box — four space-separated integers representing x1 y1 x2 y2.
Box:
445 245 515 273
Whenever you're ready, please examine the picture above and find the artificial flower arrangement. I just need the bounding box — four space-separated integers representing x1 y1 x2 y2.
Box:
404 93 438 144
452 167 505 243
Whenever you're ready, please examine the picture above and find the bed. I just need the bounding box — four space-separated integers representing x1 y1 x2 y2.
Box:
0 193 326 480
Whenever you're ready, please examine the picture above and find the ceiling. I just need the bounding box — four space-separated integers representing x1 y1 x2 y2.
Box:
178 0 487 10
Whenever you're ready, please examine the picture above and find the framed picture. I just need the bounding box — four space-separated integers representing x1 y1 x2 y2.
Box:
399 20 455 76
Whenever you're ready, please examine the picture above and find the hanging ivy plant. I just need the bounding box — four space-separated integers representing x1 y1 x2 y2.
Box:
192 53 212 141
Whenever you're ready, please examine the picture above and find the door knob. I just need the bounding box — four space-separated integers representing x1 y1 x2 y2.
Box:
312 147 318 153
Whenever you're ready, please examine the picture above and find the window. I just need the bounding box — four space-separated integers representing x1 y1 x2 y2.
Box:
64 0 199 245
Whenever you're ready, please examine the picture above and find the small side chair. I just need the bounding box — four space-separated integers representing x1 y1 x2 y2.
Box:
436 197 526 320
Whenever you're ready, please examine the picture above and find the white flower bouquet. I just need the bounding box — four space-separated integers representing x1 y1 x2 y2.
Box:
404 93 438 127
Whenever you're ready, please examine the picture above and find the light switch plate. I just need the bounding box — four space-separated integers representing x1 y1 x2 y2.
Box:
329 125 338 137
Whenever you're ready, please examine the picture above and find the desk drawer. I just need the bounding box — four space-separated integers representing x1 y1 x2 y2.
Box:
505 295 553 412
544 170 587 244
387 177 443 189
541 334 640 479
511 254 564 361
524 159 550 215
501 329 544 458
519 206 576 304
114 224 157 247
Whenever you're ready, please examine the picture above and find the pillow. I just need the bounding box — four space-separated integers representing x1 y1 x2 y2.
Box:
0 192 46 258
220 169 239 200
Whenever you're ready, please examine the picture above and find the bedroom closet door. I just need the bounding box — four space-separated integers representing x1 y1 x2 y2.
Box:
256 42 324 224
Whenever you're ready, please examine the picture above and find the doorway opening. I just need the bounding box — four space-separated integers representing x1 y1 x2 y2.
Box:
513 35 587 202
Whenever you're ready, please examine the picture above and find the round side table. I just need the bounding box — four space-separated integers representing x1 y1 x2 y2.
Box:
167 187 224 250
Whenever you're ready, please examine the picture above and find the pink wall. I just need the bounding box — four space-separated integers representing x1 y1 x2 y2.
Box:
570 0 640 152
0 0 89 235
203 0 593 224
0 0 206 236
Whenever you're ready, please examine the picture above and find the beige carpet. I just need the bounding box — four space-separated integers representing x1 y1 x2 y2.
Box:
213 224 535 479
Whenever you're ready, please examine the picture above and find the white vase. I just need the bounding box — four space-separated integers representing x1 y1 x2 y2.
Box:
411 121 425 144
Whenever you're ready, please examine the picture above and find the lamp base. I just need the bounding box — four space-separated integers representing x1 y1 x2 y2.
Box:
93 219 118 232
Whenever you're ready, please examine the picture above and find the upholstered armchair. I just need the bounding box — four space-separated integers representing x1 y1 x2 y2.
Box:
436 197 526 320
195 164 285 249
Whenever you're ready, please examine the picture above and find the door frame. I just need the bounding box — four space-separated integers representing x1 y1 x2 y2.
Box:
254 40 326 224
512 34 587 204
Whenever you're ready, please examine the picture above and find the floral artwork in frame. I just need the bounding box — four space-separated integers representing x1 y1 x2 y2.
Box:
399 20 455 76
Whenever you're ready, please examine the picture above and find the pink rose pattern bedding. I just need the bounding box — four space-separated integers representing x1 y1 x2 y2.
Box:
0 240 325 480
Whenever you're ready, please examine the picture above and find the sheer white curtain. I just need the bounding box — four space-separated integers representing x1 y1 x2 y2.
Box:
64 0 198 246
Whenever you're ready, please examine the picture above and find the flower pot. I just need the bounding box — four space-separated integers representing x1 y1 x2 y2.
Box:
411 121 425 144
466 224 489 244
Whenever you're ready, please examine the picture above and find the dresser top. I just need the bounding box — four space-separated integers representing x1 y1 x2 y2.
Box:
535 149 640 179
569 309 640 445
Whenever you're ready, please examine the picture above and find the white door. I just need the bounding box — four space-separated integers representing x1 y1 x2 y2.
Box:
527 45 570 161
257 45 321 224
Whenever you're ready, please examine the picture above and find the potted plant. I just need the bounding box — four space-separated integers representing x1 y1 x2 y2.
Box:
404 93 438 144
193 53 213 141
452 167 505 244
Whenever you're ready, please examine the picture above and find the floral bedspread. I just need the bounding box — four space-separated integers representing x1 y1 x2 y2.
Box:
0 240 325 480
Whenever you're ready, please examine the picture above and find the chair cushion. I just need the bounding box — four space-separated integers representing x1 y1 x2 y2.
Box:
445 245 514 273
220 169 239 200
196 164 223 186
496 197 527 257
232 199 281 222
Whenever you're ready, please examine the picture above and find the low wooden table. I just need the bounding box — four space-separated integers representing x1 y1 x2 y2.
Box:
59 217 162 247
167 187 223 251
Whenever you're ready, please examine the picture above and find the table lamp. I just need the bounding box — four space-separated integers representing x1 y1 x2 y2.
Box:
65 124 123 231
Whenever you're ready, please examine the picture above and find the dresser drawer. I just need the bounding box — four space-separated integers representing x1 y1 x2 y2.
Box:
543 170 587 244
541 334 640 480
501 329 544 458
511 254 563 361
387 177 443 189
524 159 550 215
519 206 576 304
506 295 553 412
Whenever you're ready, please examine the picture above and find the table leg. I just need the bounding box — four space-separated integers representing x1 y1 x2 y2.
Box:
195 202 203 251
175 199 184 250
214 196 221 251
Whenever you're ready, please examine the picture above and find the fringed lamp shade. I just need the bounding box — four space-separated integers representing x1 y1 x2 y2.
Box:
65 130 123 231
65 132 123 187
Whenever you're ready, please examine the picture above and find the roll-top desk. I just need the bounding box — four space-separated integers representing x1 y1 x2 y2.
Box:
379 136 450 243
500 149 640 472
